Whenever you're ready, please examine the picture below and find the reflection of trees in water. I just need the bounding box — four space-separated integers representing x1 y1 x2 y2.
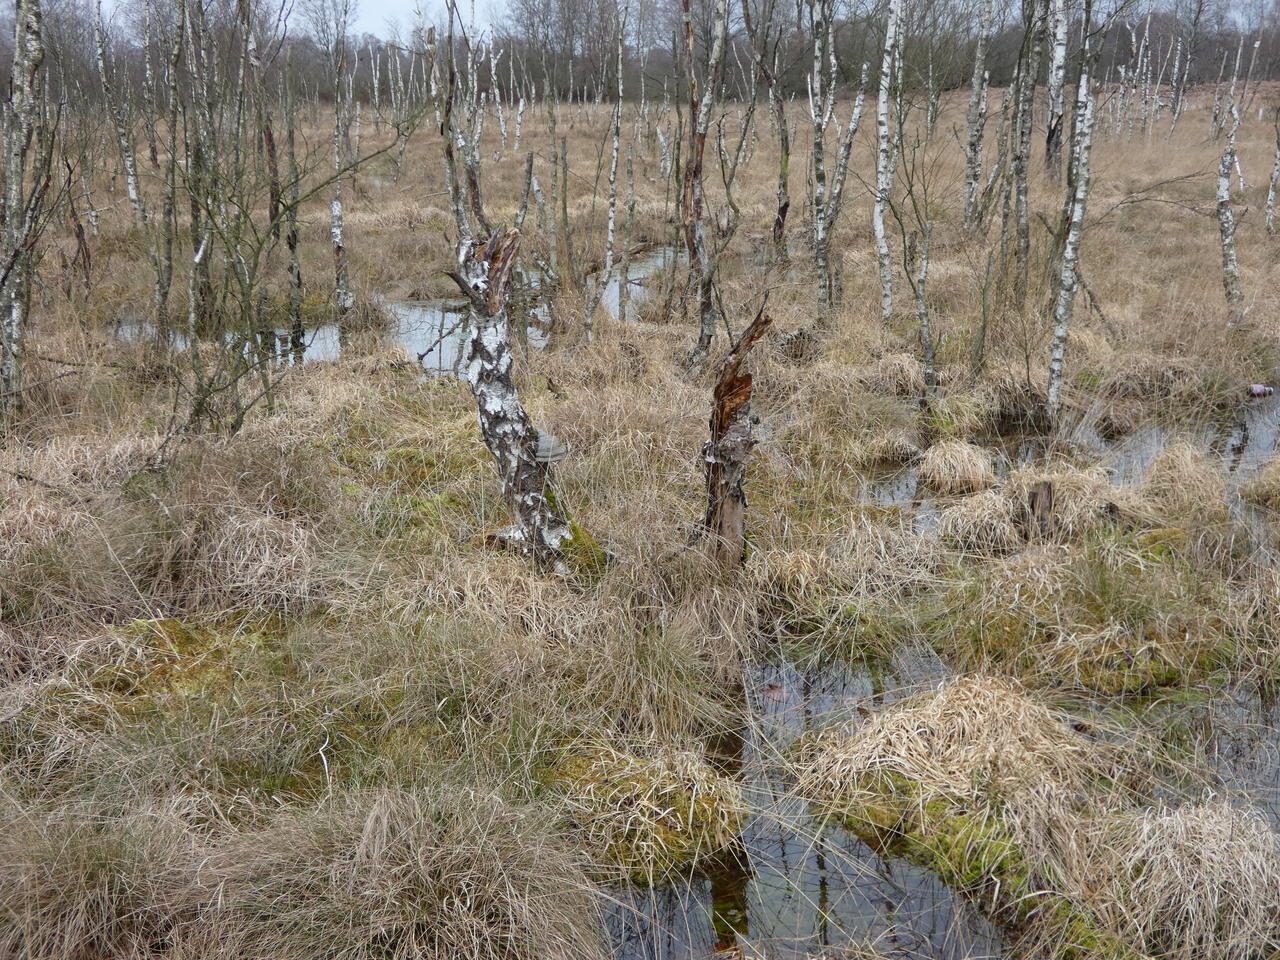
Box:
608 657 1004 960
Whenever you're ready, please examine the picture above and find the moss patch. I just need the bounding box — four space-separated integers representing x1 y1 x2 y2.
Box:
827 772 1141 960
543 745 744 883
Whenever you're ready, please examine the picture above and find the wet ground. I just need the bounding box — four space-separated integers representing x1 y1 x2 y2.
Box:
116 246 680 374
117 248 1280 959
608 394 1280 960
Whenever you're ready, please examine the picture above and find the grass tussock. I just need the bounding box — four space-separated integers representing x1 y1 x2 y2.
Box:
0 794 202 960
936 489 1022 555
940 532 1237 696
1093 800 1280 960
543 743 743 882
212 786 603 960
1001 462 1119 541
1243 453 1280 509
918 440 996 496
794 677 1135 958
795 677 1280 960
1131 441 1228 526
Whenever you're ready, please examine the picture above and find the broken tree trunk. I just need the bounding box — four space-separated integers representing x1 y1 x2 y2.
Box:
702 304 773 567
452 229 592 570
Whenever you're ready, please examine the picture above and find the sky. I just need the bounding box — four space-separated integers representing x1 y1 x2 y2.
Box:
347 0 497 39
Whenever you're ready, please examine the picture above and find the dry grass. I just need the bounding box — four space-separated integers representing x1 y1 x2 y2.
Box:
945 529 1240 695
936 489 1022 555
0 793 202 960
210 786 603 960
4 82 1280 959
795 676 1100 808
543 742 743 882
917 439 996 496
1243 453 1280 509
1131 441 1229 526
1002 462 1118 541
1093 800 1280 960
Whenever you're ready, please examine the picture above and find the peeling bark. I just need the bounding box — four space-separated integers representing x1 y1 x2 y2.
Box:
1046 50 1097 422
454 230 577 567
702 304 773 566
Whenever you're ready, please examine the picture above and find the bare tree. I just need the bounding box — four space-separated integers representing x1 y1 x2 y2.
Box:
1 0 54 413
962 0 994 229
808 0 867 308
1265 108 1280 235
872 0 903 323
742 0 792 262
1217 108 1246 328
1046 21 1098 422
681 0 730 364
440 4 592 570
1044 0 1068 174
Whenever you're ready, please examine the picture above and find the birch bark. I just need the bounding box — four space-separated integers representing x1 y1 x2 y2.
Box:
963 0 995 229
873 0 903 323
1046 53 1097 421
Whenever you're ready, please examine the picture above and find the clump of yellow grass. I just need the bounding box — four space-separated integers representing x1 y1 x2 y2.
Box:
1093 800 1280 960
918 440 996 496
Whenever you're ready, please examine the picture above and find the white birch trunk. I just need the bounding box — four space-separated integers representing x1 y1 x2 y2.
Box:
95 0 145 228
1045 0 1068 174
1265 112 1280 235
1 0 46 411
963 0 995 229
585 0 629 338
1046 58 1097 421
1217 111 1246 328
873 0 903 323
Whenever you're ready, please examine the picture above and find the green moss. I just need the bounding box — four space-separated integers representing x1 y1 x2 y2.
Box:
940 532 1234 697
543 746 744 883
92 617 283 705
829 773 1141 960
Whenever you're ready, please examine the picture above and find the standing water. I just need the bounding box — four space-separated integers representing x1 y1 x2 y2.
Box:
604 648 1004 960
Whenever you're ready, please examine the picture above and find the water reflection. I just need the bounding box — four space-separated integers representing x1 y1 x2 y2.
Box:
609 653 1003 960
118 245 680 374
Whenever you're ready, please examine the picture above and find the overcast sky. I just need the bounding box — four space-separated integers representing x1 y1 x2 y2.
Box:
347 0 497 39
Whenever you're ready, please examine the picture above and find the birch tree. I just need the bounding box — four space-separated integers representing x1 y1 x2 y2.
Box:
1265 109 1280 236
1046 26 1098 422
682 0 731 363
808 0 867 308
963 0 994 229
94 0 144 228
1012 0 1048 305
1 0 53 413
872 0 903 323
439 7 591 569
1217 109 1246 328
584 0 629 338
308 0 356 320
742 0 792 261
1044 0 1068 174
